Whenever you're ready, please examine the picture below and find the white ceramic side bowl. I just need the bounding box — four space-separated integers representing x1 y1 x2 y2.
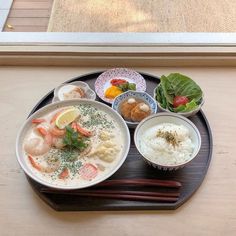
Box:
112 91 158 128
153 85 204 117
16 99 130 190
134 113 201 171
53 81 96 102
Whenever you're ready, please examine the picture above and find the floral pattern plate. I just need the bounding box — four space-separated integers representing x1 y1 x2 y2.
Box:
95 68 146 104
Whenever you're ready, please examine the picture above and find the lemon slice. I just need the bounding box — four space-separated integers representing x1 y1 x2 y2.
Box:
55 107 79 129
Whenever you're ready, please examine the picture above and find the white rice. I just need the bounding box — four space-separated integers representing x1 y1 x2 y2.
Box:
140 123 194 166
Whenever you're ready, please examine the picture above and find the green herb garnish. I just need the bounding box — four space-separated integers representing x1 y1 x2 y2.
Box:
157 130 179 147
63 125 87 151
60 148 79 162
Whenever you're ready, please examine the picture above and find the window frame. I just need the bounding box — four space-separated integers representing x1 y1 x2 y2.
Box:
0 32 236 66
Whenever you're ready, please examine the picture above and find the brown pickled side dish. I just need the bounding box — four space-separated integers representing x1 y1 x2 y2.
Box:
119 98 151 122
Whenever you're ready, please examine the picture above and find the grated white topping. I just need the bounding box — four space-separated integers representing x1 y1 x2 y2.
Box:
127 98 136 104
139 103 150 112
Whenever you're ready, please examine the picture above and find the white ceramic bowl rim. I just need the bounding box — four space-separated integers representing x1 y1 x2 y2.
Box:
134 112 202 168
16 99 130 190
54 81 96 101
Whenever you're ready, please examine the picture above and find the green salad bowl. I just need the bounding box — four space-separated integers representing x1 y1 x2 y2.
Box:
154 84 204 118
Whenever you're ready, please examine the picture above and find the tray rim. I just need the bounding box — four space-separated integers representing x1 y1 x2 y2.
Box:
27 70 213 211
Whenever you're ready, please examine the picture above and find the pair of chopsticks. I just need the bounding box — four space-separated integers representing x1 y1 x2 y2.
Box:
40 179 182 203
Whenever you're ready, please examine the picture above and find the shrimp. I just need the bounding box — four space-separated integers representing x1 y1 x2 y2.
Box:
49 107 82 137
37 127 53 144
50 109 65 124
24 127 52 156
24 138 51 156
71 122 93 137
52 137 65 149
59 168 69 179
28 155 60 173
50 125 65 137
31 118 46 124
76 123 93 137
49 110 66 137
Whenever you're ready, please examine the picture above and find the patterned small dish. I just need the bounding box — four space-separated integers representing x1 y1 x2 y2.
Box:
95 68 146 104
53 81 96 102
134 113 201 171
112 91 157 128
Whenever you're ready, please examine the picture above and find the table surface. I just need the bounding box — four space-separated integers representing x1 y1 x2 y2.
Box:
0 66 235 236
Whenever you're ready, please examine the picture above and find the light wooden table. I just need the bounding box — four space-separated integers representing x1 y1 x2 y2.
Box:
1 66 235 236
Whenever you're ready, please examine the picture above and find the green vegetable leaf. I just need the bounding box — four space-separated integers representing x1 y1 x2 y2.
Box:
118 82 136 92
65 125 74 134
63 136 71 146
128 83 136 91
118 82 128 92
156 84 168 109
174 99 199 112
164 73 203 104
160 75 176 105
156 73 203 113
63 125 87 152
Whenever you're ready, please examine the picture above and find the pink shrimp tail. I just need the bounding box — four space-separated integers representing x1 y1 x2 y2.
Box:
37 127 53 145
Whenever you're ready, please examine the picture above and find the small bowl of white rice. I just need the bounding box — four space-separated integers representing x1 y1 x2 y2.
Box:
134 113 201 170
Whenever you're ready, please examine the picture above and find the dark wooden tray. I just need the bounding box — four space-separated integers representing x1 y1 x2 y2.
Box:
27 71 213 211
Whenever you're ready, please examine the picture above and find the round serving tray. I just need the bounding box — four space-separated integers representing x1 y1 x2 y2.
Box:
26 71 213 211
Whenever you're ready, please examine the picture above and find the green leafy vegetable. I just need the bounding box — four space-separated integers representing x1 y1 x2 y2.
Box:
155 73 203 113
118 82 136 92
128 83 136 91
174 99 199 112
63 126 87 151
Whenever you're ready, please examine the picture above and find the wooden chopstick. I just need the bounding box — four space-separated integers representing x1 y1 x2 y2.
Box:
96 179 182 188
41 189 180 198
75 190 180 197
67 192 179 202
40 179 181 202
41 189 179 202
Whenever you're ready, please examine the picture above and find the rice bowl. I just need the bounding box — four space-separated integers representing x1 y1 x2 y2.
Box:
134 113 201 170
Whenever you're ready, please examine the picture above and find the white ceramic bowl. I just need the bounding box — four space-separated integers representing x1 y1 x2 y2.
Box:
134 113 201 170
112 91 158 128
53 81 96 102
16 99 130 190
154 84 204 117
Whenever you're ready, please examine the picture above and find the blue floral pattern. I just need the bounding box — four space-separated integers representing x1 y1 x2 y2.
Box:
112 91 158 128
